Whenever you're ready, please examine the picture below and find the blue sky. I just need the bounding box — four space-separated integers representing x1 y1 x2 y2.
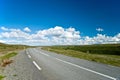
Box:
0 0 120 45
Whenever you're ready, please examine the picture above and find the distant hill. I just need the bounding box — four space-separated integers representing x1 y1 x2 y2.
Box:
0 43 31 54
48 44 120 55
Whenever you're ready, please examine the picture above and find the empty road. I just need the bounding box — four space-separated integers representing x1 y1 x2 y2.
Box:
24 48 120 80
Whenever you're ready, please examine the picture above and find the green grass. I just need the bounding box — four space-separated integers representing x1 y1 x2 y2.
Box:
0 75 5 80
0 52 18 67
0 43 32 54
47 44 120 55
0 52 17 60
42 44 120 67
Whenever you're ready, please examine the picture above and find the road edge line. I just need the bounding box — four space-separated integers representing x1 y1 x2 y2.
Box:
55 58 116 80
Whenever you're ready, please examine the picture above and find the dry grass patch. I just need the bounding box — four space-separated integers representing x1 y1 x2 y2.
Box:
0 52 17 67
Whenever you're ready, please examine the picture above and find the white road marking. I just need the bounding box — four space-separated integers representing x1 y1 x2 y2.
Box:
55 58 116 80
33 61 42 70
33 49 50 57
28 55 32 58
40 52 50 56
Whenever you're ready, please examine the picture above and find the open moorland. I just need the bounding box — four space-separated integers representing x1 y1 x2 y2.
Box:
42 44 120 67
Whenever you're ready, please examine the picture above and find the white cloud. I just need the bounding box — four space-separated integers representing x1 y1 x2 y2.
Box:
1 29 30 39
96 28 104 32
0 40 6 43
1 26 9 31
0 26 120 46
23 27 31 32
36 26 64 37
82 33 120 44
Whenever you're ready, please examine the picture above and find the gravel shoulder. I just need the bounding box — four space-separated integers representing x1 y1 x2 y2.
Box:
2 50 41 80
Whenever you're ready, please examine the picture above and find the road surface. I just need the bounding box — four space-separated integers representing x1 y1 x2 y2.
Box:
23 48 120 80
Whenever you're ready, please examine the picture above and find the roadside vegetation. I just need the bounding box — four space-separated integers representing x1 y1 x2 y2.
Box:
0 43 30 55
0 75 5 80
0 43 31 67
0 52 17 67
0 43 31 79
42 44 120 67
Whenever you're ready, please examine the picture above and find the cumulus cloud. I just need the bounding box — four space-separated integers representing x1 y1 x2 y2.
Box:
23 27 31 32
0 26 81 45
1 29 30 39
96 28 104 32
1 26 9 31
82 33 120 44
0 26 120 45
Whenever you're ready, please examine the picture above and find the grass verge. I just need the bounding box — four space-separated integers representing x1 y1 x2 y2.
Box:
42 46 120 67
0 52 17 60
0 52 17 67
0 75 5 80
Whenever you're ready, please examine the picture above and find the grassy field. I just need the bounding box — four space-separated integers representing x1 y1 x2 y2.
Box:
0 43 31 55
42 44 120 67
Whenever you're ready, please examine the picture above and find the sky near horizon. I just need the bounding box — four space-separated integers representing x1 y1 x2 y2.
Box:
0 0 120 45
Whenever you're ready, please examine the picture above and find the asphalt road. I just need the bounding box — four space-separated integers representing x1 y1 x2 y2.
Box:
24 48 120 80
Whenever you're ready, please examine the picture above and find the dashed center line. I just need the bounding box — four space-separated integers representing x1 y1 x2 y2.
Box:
40 52 50 56
26 50 42 71
55 58 116 80
33 61 42 70
28 55 32 58
33 49 50 57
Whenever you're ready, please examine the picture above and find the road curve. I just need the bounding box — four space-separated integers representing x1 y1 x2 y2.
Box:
24 48 120 80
